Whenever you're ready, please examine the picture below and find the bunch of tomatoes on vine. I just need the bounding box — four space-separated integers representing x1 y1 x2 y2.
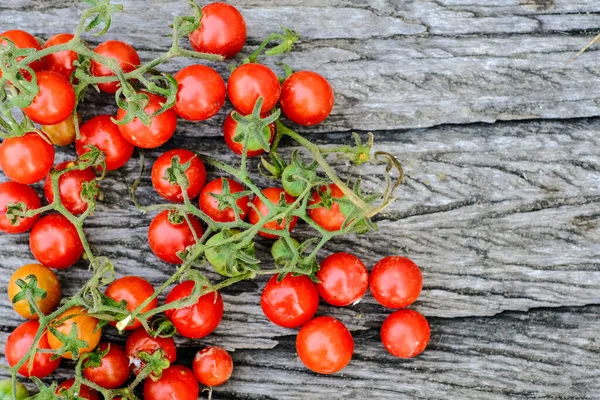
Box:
0 1 429 399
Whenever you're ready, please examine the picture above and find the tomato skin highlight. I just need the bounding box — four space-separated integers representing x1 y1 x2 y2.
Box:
0 181 41 234
76 115 134 171
8 263 61 319
5 321 61 378
193 346 233 387
223 111 275 157
228 63 281 114
308 184 348 232
0 30 44 75
316 252 368 307
174 64 226 121
0 132 55 185
83 343 130 389
29 214 84 270
280 71 334 126
148 210 203 264
56 379 100 400
261 274 319 328
91 40 141 93
165 280 224 339
189 3 246 59
126 327 177 376
248 188 298 239
104 276 158 331
381 309 430 358
22 71 76 125
199 178 249 222
369 256 423 309
296 316 354 375
144 365 199 400
48 306 102 359
43 33 78 79
44 161 97 215
116 92 178 149
151 149 206 203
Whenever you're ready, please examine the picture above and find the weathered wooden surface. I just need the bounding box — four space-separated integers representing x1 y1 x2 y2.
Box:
1 0 600 399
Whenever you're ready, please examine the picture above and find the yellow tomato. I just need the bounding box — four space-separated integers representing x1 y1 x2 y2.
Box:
42 112 81 146
48 306 101 359
8 264 61 319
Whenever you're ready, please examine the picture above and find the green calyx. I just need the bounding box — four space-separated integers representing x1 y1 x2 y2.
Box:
205 229 260 277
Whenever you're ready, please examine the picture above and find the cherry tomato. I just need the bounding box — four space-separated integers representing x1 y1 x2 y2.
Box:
308 183 353 232
5 321 61 378
0 30 44 76
91 40 140 94
104 276 158 331
22 71 75 125
42 112 81 146
296 316 354 375
280 71 334 126
144 365 199 400
369 256 423 309
199 178 249 222
223 111 275 157
8 264 61 319
228 63 281 114
125 327 177 376
261 274 319 328
189 3 246 59
29 214 83 269
381 309 430 358
165 280 223 339
151 149 206 202
76 115 134 171
0 379 29 400
56 379 100 400
316 252 368 307
0 181 41 234
0 132 55 185
83 343 130 389
193 346 233 387
174 64 226 121
44 161 97 215
48 306 102 359
248 188 298 239
42 33 78 79
148 210 203 264
116 92 178 148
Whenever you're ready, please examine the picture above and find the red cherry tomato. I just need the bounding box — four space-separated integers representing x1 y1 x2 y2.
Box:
29 214 83 269
369 256 423 309
104 276 158 331
189 3 246 59
199 177 249 222
296 316 354 375
44 161 97 215
91 40 140 94
193 346 233 387
144 365 199 400
76 115 134 171
316 252 368 307
280 71 334 126
5 321 61 378
0 30 44 75
56 379 100 400
228 63 281 114
148 210 203 264
174 64 226 121
0 181 41 234
381 309 430 358
116 92 178 149
308 184 349 232
0 132 55 185
22 71 75 125
42 33 78 79
83 343 130 389
248 188 298 239
125 327 177 376
151 149 206 202
223 111 275 157
165 280 223 339
261 274 319 328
